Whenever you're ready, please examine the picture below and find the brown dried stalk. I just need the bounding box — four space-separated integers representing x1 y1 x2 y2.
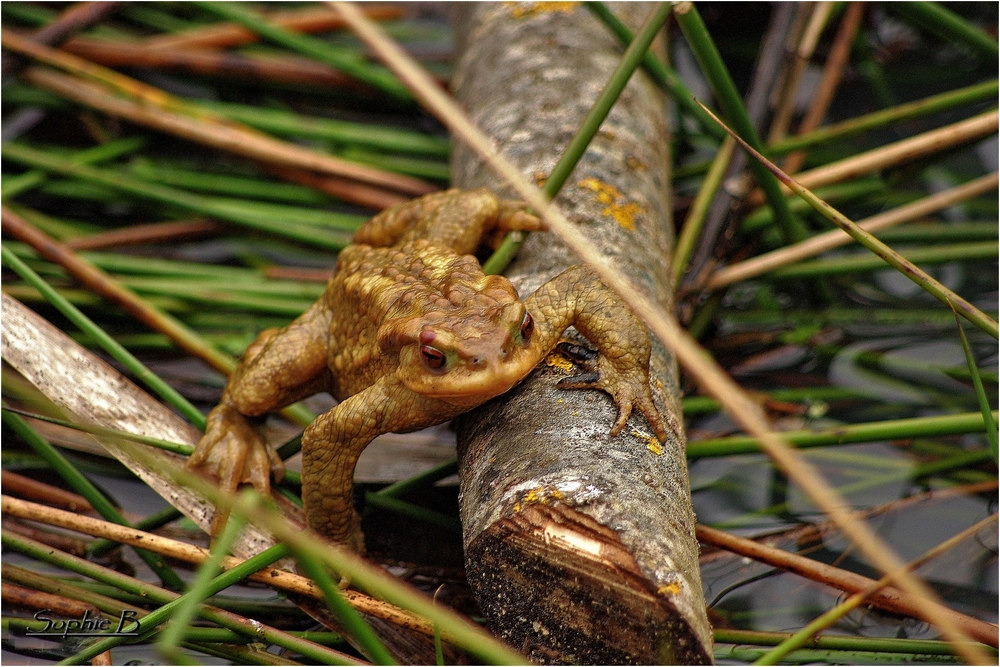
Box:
22 66 435 197
1 469 93 512
782 2 866 174
2 494 440 639
696 523 997 647
1 1 118 77
2 206 235 374
65 219 228 251
1 29 436 197
141 4 403 51
707 171 999 289
767 2 834 144
2 581 101 618
747 110 999 206
63 37 364 89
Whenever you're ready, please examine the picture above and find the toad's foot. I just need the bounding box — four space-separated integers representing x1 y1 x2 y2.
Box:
188 402 284 535
556 342 670 442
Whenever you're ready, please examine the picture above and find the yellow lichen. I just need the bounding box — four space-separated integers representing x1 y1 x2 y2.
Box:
646 438 663 456
522 487 565 506
544 351 576 373
578 178 643 230
506 2 580 19
657 582 682 596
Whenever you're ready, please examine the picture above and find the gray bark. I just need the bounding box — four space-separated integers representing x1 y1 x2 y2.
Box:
450 3 711 663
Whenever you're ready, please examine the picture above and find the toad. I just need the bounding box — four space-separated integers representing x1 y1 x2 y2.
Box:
189 188 669 552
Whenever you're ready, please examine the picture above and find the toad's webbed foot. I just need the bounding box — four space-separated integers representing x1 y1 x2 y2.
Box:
188 402 284 535
557 341 669 442
527 265 671 443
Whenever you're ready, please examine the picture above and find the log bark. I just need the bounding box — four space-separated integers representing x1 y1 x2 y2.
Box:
450 4 712 663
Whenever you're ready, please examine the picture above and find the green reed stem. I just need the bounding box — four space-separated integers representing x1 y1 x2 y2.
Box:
195 99 449 156
2 531 356 665
584 1 725 140
681 386 866 416
768 80 999 155
1 408 186 590
2 137 146 199
2 567 274 663
673 2 805 243
2 143 355 249
341 147 450 181
127 160 331 204
954 312 999 462
156 510 246 663
139 454 522 665
726 646 963 664
686 411 997 459
714 629 990 656
482 2 673 275
195 1 411 100
673 135 735 284
766 241 998 278
1 247 208 429
701 102 999 339
889 2 999 62
293 551 396 665
740 178 886 235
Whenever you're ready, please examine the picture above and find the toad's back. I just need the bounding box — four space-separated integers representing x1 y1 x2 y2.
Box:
326 239 514 398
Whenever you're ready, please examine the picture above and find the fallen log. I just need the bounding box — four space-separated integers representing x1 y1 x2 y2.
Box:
450 4 712 663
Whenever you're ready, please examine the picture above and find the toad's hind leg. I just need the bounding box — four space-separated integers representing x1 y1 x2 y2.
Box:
352 188 542 254
300 376 455 553
188 300 333 534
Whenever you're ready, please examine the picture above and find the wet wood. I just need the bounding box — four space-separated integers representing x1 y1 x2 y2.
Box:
450 4 711 663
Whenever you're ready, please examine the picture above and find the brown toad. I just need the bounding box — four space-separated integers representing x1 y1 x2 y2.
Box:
189 188 668 552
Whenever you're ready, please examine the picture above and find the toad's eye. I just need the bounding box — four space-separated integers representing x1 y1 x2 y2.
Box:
420 345 446 370
520 312 534 343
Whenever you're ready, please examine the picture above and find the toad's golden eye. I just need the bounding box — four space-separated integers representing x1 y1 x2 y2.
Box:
520 312 534 343
420 345 446 370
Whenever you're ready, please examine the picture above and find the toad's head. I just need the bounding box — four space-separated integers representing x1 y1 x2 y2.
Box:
380 275 542 407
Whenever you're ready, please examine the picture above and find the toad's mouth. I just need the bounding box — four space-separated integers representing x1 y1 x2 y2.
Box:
404 356 539 405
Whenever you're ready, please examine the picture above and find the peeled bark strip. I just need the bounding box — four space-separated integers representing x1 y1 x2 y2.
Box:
0 293 290 560
450 4 711 663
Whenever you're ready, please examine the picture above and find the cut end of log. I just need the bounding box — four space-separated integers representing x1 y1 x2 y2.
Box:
465 503 712 665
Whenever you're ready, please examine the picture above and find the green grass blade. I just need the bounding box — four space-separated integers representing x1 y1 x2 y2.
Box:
294 552 396 665
766 241 998 279
673 2 805 243
2 408 186 590
699 101 999 339
195 99 449 156
768 80 1000 155
2 137 146 199
673 136 736 284
1 246 208 429
889 2 999 62
687 411 997 459
2 143 355 249
483 2 673 274
195 1 411 100
584 1 726 140
954 311 999 462
157 509 246 663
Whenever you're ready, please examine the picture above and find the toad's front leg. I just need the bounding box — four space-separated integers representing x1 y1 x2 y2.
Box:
301 376 459 553
525 265 670 442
